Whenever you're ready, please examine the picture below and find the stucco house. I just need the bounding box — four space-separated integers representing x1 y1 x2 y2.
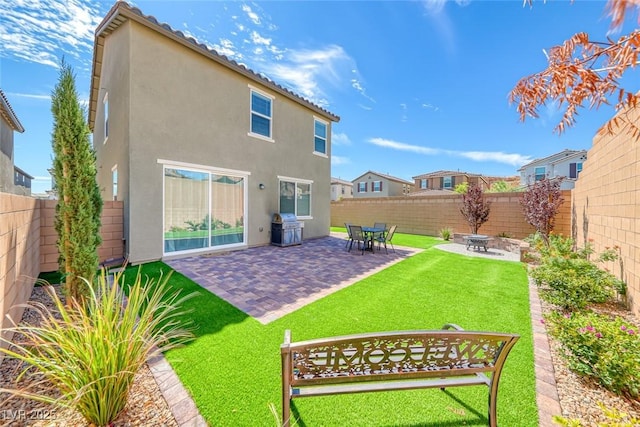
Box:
89 2 339 264
351 171 414 198
518 149 587 190
330 177 353 201
0 89 30 195
412 170 489 192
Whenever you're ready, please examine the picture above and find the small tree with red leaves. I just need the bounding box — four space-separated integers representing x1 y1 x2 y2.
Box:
520 178 564 245
460 185 491 235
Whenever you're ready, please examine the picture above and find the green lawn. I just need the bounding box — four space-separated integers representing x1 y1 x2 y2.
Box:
125 234 536 426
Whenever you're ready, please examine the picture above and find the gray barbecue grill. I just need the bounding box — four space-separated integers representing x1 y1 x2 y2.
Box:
271 213 303 247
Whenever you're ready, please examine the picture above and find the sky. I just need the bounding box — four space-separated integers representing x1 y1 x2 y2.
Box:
2 0 639 194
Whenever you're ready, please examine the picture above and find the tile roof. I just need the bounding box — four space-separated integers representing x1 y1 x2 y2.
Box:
88 1 340 129
0 88 25 133
517 149 587 170
352 170 414 185
412 170 482 179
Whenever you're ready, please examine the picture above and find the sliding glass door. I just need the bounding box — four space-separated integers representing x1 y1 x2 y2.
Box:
164 166 245 254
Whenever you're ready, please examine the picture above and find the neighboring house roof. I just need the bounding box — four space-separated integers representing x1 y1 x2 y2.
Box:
331 177 352 186
412 170 483 179
88 1 340 130
0 88 25 133
352 170 414 185
518 149 587 171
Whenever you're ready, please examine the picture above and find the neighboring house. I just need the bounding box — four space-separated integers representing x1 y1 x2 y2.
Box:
412 170 489 192
352 171 414 198
518 149 587 190
330 177 353 201
89 2 340 264
13 166 33 196
0 89 27 195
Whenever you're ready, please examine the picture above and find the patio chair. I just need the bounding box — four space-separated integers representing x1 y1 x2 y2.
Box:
344 222 354 249
376 224 397 254
347 225 370 255
373 222 387 240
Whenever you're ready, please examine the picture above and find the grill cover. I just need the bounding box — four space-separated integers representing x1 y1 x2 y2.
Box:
272 213 298 224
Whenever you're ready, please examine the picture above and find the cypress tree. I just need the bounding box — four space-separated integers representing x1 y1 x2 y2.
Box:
51 59 103 303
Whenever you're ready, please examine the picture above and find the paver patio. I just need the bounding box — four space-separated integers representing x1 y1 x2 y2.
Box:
165 235 421 323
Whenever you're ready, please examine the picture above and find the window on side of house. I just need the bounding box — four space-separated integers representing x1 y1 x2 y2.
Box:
358 182 366 193
279 178 312 218
420 179 427 189
535 167 546 181
103 93 109 143
372 181 382 192
443 176 452 189
112 165 118 201
314 118 327 155
569 162 583 178
249 88 273 140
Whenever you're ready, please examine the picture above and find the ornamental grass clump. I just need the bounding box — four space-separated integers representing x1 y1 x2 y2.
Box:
0 268 196 426
546 311 640 399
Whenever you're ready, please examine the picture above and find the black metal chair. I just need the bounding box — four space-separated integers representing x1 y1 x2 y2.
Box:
347 225 370 255
344 222 354 249
376 224 397 254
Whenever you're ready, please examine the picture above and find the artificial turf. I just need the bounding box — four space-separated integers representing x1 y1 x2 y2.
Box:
125 234 537 426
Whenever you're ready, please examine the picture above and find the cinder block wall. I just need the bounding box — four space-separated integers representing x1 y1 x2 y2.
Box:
572 110 640 317
40 200 124 272
0 193 40 355
331 191 571 240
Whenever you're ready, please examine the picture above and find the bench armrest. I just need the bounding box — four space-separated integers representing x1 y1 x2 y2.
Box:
441 323 464 331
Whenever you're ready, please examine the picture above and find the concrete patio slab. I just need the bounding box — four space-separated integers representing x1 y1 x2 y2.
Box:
165 235 421 324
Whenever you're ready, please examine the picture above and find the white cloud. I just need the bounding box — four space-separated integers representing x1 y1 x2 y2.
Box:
368 137 531 167
0 0 105 68
241 4 261 25
331 155 350 165
332 132 351 146
7 92 51 101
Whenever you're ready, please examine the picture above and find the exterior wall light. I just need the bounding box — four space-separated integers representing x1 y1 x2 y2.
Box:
259 183 265 190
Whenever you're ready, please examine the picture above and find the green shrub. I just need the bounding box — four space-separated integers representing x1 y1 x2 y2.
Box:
546 311 640 398
0 268 196 426
439 227 452 241
531 257 623 310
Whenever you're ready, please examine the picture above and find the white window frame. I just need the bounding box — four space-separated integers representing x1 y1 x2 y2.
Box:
277 175 313 219
443 176 452 189
159 159 250 257
103 92 109 144
313 117 328 157
420 179 427 189
372 181 382 192
534 167 546 181
111 165 118 201
358 182 366 193
248 85 274 142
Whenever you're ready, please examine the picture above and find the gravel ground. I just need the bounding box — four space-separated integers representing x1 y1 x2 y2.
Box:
0 285 177 427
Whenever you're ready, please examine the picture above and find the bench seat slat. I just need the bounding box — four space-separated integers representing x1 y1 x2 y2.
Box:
292 375 490 397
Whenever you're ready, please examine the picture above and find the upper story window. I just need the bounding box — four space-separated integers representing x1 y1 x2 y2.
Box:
443 176 452 189
535 167 546 181
103 93 109 143
314 118 327 155
569 162 583 178
250 88 273 140
279 177 312 218
358 182 366 193
420 179 427 189
372 181 382 192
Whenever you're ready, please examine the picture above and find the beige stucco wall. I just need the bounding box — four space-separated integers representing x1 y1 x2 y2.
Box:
95 20 333 263
332 191 572 240
0 117 15 194
0 193 40 358
572 112 640 317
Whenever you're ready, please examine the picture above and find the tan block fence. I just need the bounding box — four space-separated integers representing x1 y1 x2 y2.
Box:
331 191 572 240
0 195 123 356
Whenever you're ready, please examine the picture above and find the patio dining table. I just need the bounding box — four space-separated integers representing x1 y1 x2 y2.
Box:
361 226 386 252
